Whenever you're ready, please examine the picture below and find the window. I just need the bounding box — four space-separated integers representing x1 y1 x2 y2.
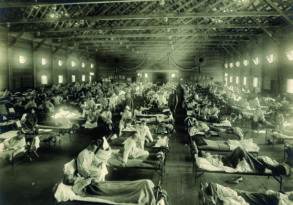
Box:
171 73 176 78
144 73 148 78
90 72 95 76
19 55 26 64
253 77 258 88
41 75 48 85
72 75 76 82
89 76 92 82
224 63 228 69
137 73 142 77
236 76 239 84
229 63 234 68
71 61 76 67
235 61 240 67
58 60 63 67
58 75 63 84
243 59 249 66
90 63 94 69
286 51 293 61
229 76 233 83
225 76 228 86
243 76 247 86
224 73 228 77
253 57 259 65
41 58 47 66
82 75 86 82
82 62 85 68
287 79 293 93
266 54 274 64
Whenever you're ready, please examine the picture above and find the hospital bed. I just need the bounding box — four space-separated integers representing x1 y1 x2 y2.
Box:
187 127 242 141
108 149 166 179
199 182 293 205
110 131 170 154
190 137 260 156
54 159 168 205
54 181 168 205
192 151 289 192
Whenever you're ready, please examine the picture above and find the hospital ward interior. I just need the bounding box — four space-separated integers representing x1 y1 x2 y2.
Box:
0 0 293 205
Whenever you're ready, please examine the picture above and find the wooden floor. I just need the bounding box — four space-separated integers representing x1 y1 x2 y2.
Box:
162 110 293 205
0 110 292 205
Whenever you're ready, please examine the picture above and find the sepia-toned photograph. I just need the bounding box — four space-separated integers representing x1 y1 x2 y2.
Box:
0 0 292 204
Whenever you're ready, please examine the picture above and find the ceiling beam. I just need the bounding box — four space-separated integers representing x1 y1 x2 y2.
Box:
78 39 239 44
39 32 256 40
0 0 159 8
0 11 290 25
10 24 280 33
262 0 293 25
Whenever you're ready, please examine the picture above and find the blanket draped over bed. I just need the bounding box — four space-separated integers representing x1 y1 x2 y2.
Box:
202 183 293 205
55 179 157 205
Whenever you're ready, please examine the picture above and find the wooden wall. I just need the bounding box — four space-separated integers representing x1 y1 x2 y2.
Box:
0 30 97 91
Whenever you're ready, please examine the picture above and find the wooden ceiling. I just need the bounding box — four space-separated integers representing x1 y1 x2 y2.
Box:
1 0 292 61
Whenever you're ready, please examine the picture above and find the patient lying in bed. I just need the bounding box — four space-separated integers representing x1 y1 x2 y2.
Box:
0 133 26 161
201 182 293 205
196 147 290 175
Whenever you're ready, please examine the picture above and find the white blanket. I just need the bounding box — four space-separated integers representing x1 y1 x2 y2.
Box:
0 130 18 140
227 139 259 153
55 179 157 205
195 155 270 174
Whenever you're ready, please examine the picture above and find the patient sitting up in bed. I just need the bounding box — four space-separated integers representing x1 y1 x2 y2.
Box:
135 120 153 149
77 138 111 182
57 138 160 205
122 131 149 166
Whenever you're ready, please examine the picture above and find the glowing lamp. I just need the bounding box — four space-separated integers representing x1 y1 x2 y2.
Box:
19 55 26 64
41 58 47 66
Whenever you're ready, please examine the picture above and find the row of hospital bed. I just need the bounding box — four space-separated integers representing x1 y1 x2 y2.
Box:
53 100 174 204
182 84 291 195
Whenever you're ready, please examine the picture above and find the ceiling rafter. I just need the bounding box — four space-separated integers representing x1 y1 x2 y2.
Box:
0 0 160 8
0 11 291 25
262 0 293 25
